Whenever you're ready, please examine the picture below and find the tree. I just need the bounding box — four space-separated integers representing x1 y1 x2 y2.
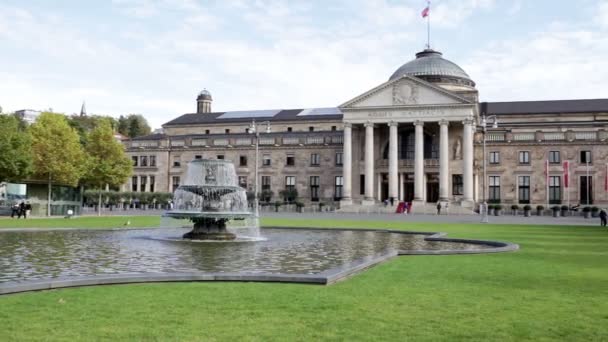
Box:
82 119 133 215
117 114 151 138
30 112 88 216
0 115 33 183
68 115 119 146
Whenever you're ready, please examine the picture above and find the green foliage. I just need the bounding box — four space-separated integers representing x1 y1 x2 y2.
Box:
30 112 88 187
118 114 151 138
523 205 532 211
582 206 591 212
511 204 519 210
68 115 118 145
0 114 33 182
82 120 132 189
279 188 298 203
261 189 273 203
536 205 545 211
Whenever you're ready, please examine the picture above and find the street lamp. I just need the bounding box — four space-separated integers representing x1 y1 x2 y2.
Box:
481 114 498 223
249 120 271 218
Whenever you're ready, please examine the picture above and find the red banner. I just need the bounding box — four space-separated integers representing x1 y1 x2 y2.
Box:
563 161 569 188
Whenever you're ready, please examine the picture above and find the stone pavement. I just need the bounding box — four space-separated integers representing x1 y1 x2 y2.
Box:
261 211 601 226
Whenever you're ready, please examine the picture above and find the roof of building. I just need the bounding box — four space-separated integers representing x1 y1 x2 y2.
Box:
483 99 608 115
389 49 472 82
163 108 343 126
131 133 167 141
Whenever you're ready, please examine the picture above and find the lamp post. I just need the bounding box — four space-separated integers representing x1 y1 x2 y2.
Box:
481 114 498 223
249 120 271 218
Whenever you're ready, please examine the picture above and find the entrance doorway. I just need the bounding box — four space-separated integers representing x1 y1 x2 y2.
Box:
426 182 439 203
403 182 414 202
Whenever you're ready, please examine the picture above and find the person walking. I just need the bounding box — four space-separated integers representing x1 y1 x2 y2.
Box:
436 202 441 215
17 201 26 219
599 208 607 228
10 203 19 218
25 202 32 218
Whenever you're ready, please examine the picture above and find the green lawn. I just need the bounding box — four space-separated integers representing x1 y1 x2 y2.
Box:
1 217 607 341
0 215 161 229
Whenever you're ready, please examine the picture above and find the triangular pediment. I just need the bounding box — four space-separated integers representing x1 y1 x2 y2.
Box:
340 75 471 109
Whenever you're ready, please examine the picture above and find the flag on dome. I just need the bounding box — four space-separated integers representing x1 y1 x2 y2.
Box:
422 5 430 18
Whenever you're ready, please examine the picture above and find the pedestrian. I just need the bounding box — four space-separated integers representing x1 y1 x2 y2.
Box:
403 202 409 215
18 201 26 219
600 208 607 227
436 202 441 215
390 197 394 206
10 203 19 218
25 201 32 218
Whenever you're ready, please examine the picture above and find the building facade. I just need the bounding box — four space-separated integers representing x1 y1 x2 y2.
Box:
123 49 608 211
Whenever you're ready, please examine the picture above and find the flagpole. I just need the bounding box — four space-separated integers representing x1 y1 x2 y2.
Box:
566 161 570 214
427 0 431 49
546 159 549 210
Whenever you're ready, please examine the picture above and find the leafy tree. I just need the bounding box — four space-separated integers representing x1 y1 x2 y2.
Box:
30 112 88 216
117 114 152 138
82 120 133 215
68 115 119 145
0 115 33 183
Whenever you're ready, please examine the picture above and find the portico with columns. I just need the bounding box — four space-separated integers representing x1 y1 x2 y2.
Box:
338 64 479 212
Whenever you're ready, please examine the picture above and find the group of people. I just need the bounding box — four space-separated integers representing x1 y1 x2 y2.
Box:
10 201 32 219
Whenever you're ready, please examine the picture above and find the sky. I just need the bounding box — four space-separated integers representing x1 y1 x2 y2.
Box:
1 0 608 129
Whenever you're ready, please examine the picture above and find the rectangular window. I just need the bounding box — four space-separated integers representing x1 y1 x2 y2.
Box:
195 155 202 160
336 152 343 166
452 175 463 195
217 155 224 160
309 126 314 132
488 176 500 203
263 154 271 166
261 176 271 191
580 175 593 205
310 176 320 202
172 176 180 192
149 176 155 193
519 151 530 164
205 129 210 134
239 155 247 166
287 127 292 132
286 153 295 166
549 176 561 204
331 126 337 131
173 156 181 167
310 153 320 166
140 156 148 167
489 152 500 164
149 155 156 167
238 176 247 189
132 156 138 167
245 128 250 133
335 176 343 200
518 176 530 204
225 129 230 134
580 150 592 164
140 176 146 192
285 176 296 202
132 176 138 192
549 151 560 164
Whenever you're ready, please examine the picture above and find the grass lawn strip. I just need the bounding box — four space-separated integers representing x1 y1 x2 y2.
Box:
0 217 606 341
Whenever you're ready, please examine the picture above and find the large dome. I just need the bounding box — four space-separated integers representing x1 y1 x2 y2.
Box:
389 49 475 88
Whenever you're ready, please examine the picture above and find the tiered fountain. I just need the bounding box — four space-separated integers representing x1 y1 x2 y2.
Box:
164 159 252 240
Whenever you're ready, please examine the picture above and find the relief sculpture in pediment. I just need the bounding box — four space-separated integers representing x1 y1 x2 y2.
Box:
392 82 419 105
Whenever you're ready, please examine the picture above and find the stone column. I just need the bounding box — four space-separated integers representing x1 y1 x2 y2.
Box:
439 120 449 201
363 122 375 205
462 119 474 206
145 175 150 192
413 121 424 202
388 122 399 202
340 123 353 206
399 173 404 201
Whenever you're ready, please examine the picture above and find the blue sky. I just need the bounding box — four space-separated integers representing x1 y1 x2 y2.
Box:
1 0 607 129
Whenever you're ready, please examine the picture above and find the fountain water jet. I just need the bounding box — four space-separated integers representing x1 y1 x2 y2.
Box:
164 159 253 240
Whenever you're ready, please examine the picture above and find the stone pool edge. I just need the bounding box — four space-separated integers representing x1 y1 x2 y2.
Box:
0 227 518 295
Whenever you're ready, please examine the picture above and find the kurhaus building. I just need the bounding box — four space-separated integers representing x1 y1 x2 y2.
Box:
123 49 608 212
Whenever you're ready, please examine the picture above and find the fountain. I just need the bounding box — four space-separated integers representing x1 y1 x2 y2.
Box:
164 159 252 240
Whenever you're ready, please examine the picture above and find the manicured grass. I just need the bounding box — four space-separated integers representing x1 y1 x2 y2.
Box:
1 218 608 341
0 215 161 229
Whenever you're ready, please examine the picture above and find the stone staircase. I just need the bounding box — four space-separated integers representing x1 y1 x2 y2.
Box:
338 201 477 215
